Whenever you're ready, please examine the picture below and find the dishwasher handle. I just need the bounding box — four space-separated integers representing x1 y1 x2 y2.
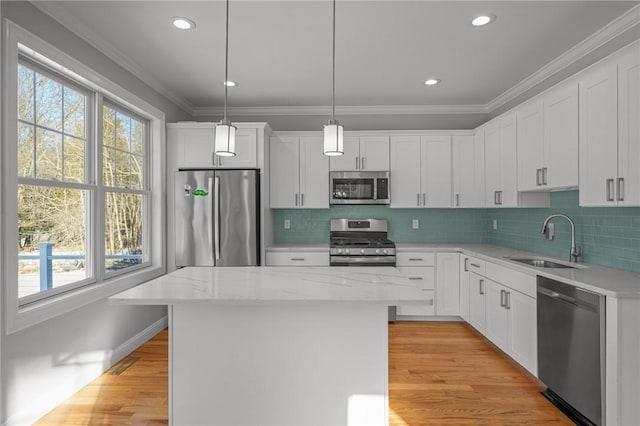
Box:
537 285 599 312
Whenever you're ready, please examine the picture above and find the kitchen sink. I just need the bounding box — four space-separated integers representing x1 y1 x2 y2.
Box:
505 257 579 269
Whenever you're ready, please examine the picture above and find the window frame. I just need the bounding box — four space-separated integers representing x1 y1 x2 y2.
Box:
3 20 166 333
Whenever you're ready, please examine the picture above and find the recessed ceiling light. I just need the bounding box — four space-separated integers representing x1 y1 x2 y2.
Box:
424 78 440 86
172 17 195 30
471 14 496 27
223 81 238 87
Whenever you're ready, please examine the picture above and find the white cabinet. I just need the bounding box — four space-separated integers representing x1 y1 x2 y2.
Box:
396 252 436 317
266 250 329 266
169 123 258 169
329 135 389 171
435 253 460 316
453 134 485 208
269 135 328 208
485 279 510 352
468 272 487 333
580 45 640 206
390 135 452 208
484 114 517 207
459 255 470 322
517 83 579 192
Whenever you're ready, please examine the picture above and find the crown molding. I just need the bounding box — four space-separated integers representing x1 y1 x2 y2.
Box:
31 1 195 115
191 104 488 117
486 4 640 113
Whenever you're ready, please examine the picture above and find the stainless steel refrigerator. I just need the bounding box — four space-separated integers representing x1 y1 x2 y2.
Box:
175 169 260 267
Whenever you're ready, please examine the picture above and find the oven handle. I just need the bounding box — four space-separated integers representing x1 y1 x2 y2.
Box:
330 256 396 265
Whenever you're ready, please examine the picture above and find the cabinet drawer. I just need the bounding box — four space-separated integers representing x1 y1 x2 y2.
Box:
485 262 536 298
266 251 329 266
396 290 435 316
463 256 486 276
397 266 435 290
396 252 436 266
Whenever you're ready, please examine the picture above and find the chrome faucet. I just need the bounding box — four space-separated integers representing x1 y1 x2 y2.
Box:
541 214 580 262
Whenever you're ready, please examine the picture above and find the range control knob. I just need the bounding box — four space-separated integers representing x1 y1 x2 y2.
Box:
375 249 381 254
337 248 343 254
360 249 365 254
383 249 388 254
345 249 350 254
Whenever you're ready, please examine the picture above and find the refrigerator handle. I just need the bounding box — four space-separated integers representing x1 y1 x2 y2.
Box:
214 176 221 261
207 176 214 261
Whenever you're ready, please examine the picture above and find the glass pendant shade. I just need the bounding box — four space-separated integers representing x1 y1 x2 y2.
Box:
323 120 344 156
214 122 237 157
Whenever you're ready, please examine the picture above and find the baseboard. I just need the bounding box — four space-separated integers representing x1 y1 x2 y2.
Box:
2 315 168 426
396 315 463 322
109 315 168 366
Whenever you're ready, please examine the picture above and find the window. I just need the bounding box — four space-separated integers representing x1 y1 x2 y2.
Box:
4 21 165 332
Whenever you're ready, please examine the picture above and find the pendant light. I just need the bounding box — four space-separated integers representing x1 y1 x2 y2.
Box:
214 0 236 157
323 0 344 156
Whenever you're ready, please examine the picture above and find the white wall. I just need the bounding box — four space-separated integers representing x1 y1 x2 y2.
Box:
0 2 188 424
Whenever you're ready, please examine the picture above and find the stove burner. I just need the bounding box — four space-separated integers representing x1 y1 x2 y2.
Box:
329 219 396 266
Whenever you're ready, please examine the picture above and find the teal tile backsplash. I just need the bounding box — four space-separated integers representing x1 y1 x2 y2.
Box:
487 190 640 273
272 206 487 244
273 190 640 273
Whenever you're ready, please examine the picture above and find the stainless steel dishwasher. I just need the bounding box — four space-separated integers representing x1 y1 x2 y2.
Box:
537 276 605 426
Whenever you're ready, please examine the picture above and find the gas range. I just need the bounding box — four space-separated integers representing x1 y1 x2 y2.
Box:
329 219 396 266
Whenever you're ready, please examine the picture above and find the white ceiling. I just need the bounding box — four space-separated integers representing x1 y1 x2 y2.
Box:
33 1 640 119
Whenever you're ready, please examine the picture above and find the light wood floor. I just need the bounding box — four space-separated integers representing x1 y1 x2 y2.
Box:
35 322 572 425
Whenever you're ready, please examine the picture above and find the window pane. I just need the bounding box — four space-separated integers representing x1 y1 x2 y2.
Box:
63 87 85 138
18 185 88 299
103 105 115 147
18 64 34 122
131 119 144 155
131 154 144 190
18 122 35 177
64 136 85 183
35 128 62 180
115 111 131 152
105 192 143 273
115 151 131 188
103 146 116 187
35 73 62 131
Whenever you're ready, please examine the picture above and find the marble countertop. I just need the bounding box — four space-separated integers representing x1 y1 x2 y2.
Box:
110 266 430 305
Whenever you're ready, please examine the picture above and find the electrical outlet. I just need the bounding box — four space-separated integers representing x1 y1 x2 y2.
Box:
412 219 419 229
492 219 498 230
284 219 291 229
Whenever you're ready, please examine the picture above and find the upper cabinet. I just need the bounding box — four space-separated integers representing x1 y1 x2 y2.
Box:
329 135 389 171
516 83 579 192
169 122 259 169
452 134 485 208
270 135 329 209
484 114 518 207
390 135 452 208
580 44 640 206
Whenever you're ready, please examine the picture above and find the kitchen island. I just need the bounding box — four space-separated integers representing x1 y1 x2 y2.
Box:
110 266 429 426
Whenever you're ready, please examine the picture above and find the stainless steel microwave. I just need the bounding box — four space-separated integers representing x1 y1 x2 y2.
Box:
330 171 390 205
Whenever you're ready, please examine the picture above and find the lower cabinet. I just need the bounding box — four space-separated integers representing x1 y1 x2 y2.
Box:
436 253 460 316
396 252 436 316
266 250 329 266
468 272 487 333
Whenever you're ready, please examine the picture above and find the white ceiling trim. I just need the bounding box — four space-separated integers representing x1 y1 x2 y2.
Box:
31 1 196 115
32 1 640 118
191 104 488 117
486 4 640 113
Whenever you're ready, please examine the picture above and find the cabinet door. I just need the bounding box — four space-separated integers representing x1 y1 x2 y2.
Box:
484 122 501 207
266 251 330 266
269 136 300 208
485 280 509 353
544 83 579 189
499 114 518 207
508 290 537 375
517 101 544 191
473 130 486 207
458 256 470 322
452 135 476 207
390 136 422 208
299 136 329 208
468 273 487 333
329 136 359 171
422 136 452 207
396 267 435 316
217 128 257 168
359 136 390 171
579 62 618 206
618 47 640 206
175 126 215 168
436 253 460 316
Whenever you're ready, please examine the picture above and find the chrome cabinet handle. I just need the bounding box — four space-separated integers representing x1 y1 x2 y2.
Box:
301 193 304 206
542 168 547 185
422 193 426 206
505 291 511 310
500 289 506 307
417 193 420 206
409 258 423 261
408 277 423 281
617 177 625 201
536 168 542 186
456 193 460 207
355 157 359 170
295 193 298 206
606 179 615 202
498 191 503 205
479 279 485 295
361 157 365 170
470 262 480 268
290 257 305 261
464 258 469 272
